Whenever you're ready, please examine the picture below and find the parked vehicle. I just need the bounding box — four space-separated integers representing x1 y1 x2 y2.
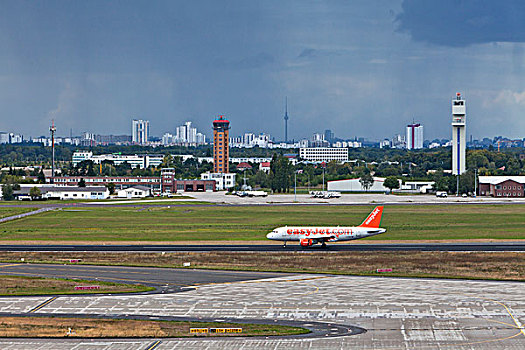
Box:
245 190 268 197
435 191 448 198
310 191 341 199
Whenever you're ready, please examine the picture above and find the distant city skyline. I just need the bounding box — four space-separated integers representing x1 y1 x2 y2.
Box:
1 1 525 140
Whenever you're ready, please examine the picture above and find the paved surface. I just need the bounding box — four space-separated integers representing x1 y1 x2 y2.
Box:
0 207 55 223
1 192 525 208
0 264 524 349
186 192 525 205
0 263 288 293
2 242 525 252
0 313 364 339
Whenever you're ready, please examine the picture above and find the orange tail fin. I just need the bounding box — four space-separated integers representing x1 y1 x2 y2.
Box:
359 206 384 228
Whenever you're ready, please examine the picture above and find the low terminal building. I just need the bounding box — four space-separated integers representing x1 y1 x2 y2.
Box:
49 176 161 192
479 176 525 197
14 185 109 200
116 185 152 199
327 177 388 192
397 181 435 194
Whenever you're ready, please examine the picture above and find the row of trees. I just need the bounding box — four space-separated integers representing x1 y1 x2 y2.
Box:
2 144 524 176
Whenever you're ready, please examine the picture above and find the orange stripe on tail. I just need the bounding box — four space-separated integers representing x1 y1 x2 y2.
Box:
359 206 384 228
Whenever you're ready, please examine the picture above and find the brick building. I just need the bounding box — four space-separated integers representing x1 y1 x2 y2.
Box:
478 176 525 197
161 168 216 193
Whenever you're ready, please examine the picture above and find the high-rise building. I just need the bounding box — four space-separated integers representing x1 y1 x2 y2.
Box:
173 121 206 145
406 123 423 150
311 133 329 148
213 116 230 173
132 119 149 145
324 129 334 144
0 132 9 144
452 93 466 175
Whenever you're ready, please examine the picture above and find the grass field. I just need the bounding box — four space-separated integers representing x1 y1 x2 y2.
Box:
0 204 524 241
0 317 307 337
0 275 153 295
0 207 35 219
2 251 523 281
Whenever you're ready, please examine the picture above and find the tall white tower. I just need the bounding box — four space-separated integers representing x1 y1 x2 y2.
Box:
132 119 149 145
452 93 466 175
406 123 423 150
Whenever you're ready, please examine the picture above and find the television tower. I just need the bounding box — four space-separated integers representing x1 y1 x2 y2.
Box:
452 92 466 195
50 120 57 183
284 97 289 143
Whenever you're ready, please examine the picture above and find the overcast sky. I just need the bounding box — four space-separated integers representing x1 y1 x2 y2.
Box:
1 0 525 141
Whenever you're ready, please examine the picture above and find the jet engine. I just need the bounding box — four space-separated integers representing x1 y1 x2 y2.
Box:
300 238 314 247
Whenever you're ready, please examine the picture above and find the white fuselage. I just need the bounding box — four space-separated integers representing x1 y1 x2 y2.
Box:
266 226 386 242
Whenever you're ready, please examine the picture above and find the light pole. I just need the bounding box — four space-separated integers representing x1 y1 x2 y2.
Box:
474 169 477 197
294 171 297 202
307 171 310 193
49 120 56 184
322 167 325 192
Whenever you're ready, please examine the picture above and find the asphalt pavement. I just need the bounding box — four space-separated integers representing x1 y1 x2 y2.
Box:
1 242 524 252
0 263 288 292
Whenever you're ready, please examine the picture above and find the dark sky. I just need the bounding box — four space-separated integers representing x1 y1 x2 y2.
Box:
1 0 525 140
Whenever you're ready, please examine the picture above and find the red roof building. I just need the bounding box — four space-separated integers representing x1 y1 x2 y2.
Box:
236 162 252 170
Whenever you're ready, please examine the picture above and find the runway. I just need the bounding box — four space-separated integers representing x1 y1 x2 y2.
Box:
0 263 364 341
1 242 525 252
0 264 523 349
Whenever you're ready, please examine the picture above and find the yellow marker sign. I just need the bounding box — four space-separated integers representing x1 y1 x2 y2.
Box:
190 328 209 334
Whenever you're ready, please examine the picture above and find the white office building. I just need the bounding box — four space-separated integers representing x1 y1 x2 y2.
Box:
201 172 236 191
406 123 423 150
299 147 349 162
71 151 163 169
14 184 109 200
132 119 149 145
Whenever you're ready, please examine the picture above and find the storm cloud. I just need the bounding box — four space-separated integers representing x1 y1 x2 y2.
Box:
397 0 525 47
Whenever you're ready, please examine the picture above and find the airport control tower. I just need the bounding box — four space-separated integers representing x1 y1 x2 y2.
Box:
213 115 230 173
452 93 466 176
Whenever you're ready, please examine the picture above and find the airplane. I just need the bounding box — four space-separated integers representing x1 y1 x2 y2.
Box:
266 206 385 248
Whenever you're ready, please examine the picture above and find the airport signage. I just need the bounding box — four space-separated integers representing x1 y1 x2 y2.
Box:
190 328 209 334
74 285 100 290
210 328 243 333
376 268 393 273
190 328 242 334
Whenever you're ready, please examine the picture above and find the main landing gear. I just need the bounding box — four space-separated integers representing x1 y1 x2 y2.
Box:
321 242 327 248
283 242 287 248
